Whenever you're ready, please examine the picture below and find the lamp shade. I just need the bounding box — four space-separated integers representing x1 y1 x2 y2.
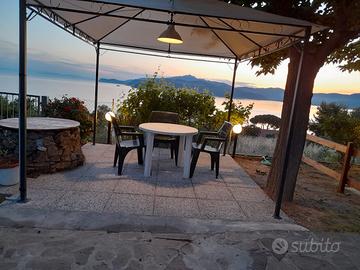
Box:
232 124 243 134
105 111 115 122
157 24 183 44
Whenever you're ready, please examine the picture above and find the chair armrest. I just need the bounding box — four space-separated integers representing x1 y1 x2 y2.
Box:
119 125 137 131
121 132 143 137
201 136 226 150
197 131 218 143
120 132 144 146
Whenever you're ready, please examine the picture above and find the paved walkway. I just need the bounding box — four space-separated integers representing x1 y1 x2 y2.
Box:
1 227 359 270
0 144 289 223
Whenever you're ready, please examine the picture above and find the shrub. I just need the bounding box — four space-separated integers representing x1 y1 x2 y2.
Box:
241 125 262 137
117 75 253 130
43 96 92 143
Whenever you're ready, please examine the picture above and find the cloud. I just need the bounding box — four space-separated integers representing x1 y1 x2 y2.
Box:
0 39 142 80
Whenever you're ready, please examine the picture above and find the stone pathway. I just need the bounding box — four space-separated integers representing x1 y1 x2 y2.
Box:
0 143 289 222
1 227 359 270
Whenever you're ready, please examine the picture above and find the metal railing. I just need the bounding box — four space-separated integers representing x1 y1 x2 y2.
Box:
0 91 47 119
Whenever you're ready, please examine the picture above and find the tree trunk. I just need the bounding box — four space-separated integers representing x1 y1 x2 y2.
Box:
266 48 320 201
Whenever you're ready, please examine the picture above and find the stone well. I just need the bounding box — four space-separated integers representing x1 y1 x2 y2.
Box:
0 117 85 176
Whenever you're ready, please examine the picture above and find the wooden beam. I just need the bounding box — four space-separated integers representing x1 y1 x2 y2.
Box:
306 134 347 153
337 142 353 193
353 148 360 158
347 177 360 191
302 156 341 181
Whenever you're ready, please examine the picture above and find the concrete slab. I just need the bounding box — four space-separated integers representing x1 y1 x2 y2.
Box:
0 143 292 229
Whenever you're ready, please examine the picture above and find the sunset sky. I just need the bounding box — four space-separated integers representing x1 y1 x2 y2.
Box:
0 1 359 94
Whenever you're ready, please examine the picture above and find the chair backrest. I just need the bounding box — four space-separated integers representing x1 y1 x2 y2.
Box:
217 121 233 139
149 111 179 124
213 121 233 152
110 115 122 143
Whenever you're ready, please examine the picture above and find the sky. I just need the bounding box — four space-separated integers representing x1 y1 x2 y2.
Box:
0 0 359 94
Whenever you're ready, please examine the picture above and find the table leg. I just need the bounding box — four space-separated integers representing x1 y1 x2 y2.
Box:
183 135 193 178
178 136 184 167
144 132 154 177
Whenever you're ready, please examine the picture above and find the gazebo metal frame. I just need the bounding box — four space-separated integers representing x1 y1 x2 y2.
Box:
17 0 321 218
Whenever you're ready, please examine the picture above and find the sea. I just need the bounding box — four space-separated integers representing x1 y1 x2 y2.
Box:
0 74 318 119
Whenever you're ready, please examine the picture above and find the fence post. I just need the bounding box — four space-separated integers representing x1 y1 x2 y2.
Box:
337 142 353 193
41 96 48 116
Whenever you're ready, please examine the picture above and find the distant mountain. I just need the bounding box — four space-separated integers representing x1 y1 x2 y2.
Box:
99 75 360 108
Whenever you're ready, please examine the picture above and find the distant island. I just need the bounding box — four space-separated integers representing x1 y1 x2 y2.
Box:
100 75 360 108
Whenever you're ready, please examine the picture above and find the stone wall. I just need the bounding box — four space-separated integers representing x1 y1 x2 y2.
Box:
0 127 85 177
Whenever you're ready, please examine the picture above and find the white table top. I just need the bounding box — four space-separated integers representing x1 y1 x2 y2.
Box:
139 122 198 136
0 117 80 131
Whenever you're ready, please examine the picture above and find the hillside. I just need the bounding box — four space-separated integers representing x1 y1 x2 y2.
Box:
100 75 360 108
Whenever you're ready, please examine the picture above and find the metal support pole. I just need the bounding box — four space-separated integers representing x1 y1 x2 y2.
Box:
92 42 100 145
19 0 28 203
227 58 238 122
273 27 311 219
224 58 238 156
107 122 112 144
232 134 238 158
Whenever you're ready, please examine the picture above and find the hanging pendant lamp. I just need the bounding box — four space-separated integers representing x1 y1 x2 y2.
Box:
157 13 183 44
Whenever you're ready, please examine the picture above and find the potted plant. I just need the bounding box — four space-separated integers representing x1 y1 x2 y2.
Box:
0 148 19 186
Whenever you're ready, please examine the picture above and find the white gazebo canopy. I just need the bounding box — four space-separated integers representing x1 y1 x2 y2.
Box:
18 0 326 212
26 0 324 60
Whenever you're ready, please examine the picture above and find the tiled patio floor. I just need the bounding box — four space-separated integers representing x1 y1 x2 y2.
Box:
0 144 289 222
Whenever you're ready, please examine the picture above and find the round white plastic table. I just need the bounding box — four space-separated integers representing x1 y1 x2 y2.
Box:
139 123 198 178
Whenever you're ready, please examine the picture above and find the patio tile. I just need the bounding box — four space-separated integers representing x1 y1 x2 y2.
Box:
228 186 272 203
157 170 189 182
104 193 154 215
194 185 234 201
19 189 66 209
221 175 258 187
71 179 118 192
191 176 226 187
54 191 111 212
114 179 156 195
28 177 76 191
197 199 246 220
155 181 195 198
2 144 284 222
154 197 200 218
239 202 277 221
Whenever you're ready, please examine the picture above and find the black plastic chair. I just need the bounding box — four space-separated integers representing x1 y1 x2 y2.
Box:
111 116 145 175
149 111 180 165
190 121 233 178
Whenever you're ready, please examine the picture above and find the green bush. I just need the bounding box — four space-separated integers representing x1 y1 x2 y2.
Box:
117 75 253 130
43 96 92 143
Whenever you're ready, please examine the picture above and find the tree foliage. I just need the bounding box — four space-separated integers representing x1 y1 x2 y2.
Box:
227 0 360 75
116 75 253 130
309 102 360 147
241 125 262 137
250 114 281 129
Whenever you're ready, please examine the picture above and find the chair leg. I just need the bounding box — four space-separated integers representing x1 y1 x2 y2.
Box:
170 143 174 159
137 147 144 165
190 149 200 178
113 145 119 167
215 153 220 179
210 154 215 171
118 148 130 175
174 140 179 166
